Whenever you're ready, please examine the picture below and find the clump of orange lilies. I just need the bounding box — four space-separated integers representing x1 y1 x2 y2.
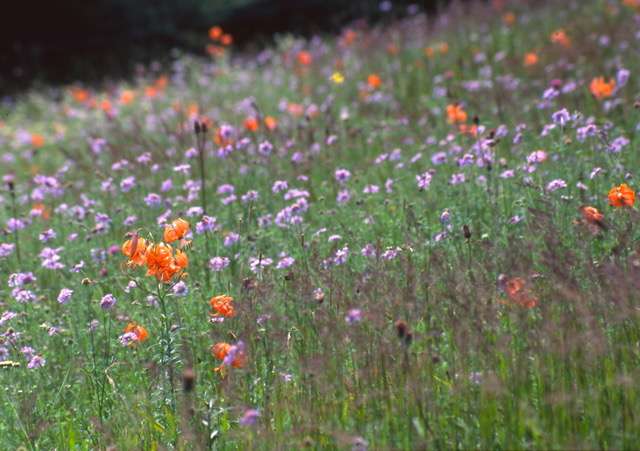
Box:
446 103 477 137
122 218 190 283
608 183 635 207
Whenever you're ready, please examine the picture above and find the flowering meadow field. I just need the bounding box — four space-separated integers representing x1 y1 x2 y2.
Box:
1 0 640 448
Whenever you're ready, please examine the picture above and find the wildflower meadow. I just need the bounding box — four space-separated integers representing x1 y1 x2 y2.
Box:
2 0 640 448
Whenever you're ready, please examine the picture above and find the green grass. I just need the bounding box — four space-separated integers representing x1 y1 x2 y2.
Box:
1 0 640 449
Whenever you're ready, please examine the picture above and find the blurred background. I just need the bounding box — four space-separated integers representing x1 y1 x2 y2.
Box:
0 0 446 93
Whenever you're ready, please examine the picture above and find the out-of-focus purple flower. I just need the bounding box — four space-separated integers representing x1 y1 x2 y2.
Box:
172 281 189 297
335 168 352 184
120 176 136 193
57 288 73 304
551 108 571 126
416 171 433 190
276 255 295 269
239 409 260 426
546 179 567 192
209 256 230 272
224 232 240 247
100 293 117 309
345 308 362 324
27 355 46 369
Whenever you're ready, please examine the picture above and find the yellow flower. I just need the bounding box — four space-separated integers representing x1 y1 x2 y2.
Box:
330 72 345 84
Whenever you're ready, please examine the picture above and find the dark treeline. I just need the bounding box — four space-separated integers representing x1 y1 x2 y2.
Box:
0 0 448 93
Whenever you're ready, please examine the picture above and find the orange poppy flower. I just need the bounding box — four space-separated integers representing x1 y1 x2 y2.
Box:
502 12 516 25
438 42 449 55
119 90 135 105
163 218 190 243
124 322 149 342
523 52 539 67
122 236 148 266
458 123 478 137
71 88 89 103
297 51 312 66
340 29 357 47
145 86 158 98
154 76 168 90
209 26 223 40
589 77 616 100
206 44 225 58
367 74 382 89
504 277 538 308
100 99 112 113
550 29 571 48
211 342 245 370
580 206 604 223
244 116 259 132
221 34 233 46
446 104 467 124
31 134 45 149
608 183 635 207
264 116 278 130
210 295 235 318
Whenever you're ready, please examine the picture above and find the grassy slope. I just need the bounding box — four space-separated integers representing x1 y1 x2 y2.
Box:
1 0 640 448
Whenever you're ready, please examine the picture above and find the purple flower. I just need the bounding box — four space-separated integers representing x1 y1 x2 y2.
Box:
27 355 46 369
258 140 273 156
551 108 571 126
345 309 362 324
57 288 73 304
546 179 567 192
172 281 189 297
239 409 260 426
272 180 288 193
416 171 433 190
120 176 136 193
144 193 162 207
38 228 56 243
0 243 15 258
337 190 351 204
333 246 349 265
335 168 352 184
276 255 295 269
100 293 117 310
224 232 240 247
209 256 230 272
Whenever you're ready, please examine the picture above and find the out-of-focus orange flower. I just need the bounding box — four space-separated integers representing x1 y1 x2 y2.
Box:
608 183 635 207
244 116 259 132
71 88 89 103
124 322 149 342
424 46 434 58
550 29 571 48
207 44 225 58
446 104 468 124
287 103 305 117
589 77 616 100
367 73 382 89
187 103 199 120
155 76 168 90
340 29 357 47
221 34 233 46
211 342 245 370
209 26 223 40
31 134 45 149
211 342 231 360
523 52 539 67
297 51 312 66
579 205 607 231
622 0 640 10
100 99 112 113
386 43 399 55
458 123 478 137
503 277 538 308
119 90 135 105
145 86 158 98
580 206 604 223
122 236 148 266
264 116 278 131
210 295 235 318
502 12 516 26
31 203 51 220
438 42 449 55
163 218 190 243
